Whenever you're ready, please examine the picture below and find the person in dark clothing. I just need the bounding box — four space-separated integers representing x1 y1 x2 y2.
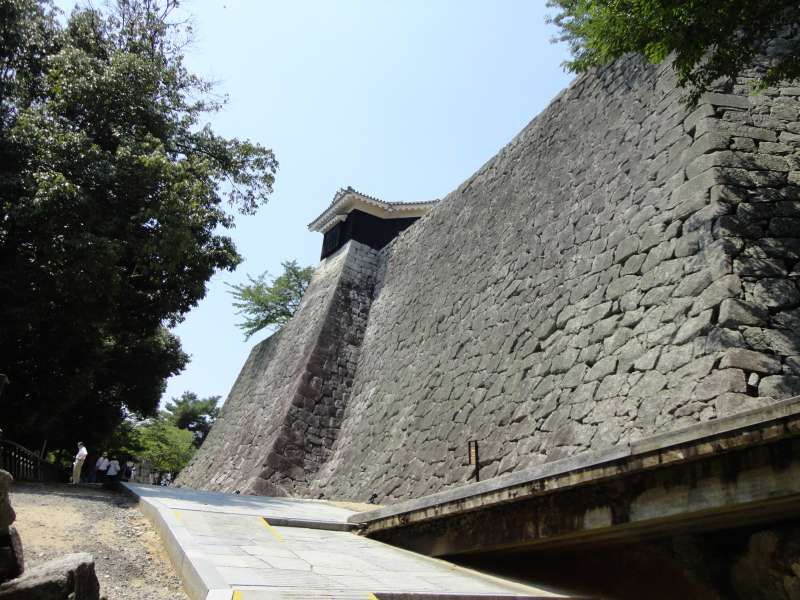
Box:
122 460 133 482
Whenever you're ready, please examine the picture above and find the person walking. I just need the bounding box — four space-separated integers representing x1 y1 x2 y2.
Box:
105 456 121 490
122 460 133 482
72 442 87 484
93 452 109 484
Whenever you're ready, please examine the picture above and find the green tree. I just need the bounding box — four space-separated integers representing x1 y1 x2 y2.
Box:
135 417 195 475
163 391 220 446
0 0 277 451
228 260 314 340
548 1 800 103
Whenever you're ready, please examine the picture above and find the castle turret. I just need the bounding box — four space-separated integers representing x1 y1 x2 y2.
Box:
308 187 437 259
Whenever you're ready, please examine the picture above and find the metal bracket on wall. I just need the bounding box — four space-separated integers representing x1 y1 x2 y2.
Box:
467 440 480 482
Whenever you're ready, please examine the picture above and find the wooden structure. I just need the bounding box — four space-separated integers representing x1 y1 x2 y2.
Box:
308 187 437 259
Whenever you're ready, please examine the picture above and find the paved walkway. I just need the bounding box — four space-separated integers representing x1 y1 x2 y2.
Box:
123 483 568 600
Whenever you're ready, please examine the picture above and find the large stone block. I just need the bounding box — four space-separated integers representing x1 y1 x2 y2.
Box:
0 527 22 584
701 92 751 110
0 553 99 600
718 298 768 327
695 369 747 401
0 473 13 531
674 270 712 298
686 150 789 179
743 327 800 356
673 310 713 345
760 375 800 399
691 274 742 315
715 392 766 415
584 357 618 383
751 278 800 309
719 349 782 374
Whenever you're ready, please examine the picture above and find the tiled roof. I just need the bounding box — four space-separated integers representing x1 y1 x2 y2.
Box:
308 187 438 233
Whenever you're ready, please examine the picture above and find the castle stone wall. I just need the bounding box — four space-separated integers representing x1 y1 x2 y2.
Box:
178 241 380 494
182 52 800 503
309 56 800 501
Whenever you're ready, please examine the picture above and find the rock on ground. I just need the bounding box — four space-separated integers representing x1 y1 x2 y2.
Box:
10 483 186 600
0 552 99 600
0 527 23 582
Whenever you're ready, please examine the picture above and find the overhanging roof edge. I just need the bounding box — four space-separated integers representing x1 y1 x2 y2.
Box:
308 187 438 233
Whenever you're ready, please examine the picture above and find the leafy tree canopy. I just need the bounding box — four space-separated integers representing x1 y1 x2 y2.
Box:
0 0 277 451
103 418 144 460
163 390 220 446
548 0 800 103
102 389 217 472
134 416 195 475
228 260 313 340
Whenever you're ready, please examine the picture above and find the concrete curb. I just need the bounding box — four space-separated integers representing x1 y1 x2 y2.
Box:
122 483 228 600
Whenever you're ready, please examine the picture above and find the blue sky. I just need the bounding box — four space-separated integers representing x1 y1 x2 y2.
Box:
59 1 575 405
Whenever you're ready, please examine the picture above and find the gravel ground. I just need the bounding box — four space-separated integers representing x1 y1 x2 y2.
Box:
10 482 187 600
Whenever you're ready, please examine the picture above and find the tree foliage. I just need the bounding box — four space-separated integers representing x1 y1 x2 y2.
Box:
104 389 217 472
163 390 220 446
104 418 145 459
228 260 313 340
134 417 195 474
548 1 800 103
0 0 277 451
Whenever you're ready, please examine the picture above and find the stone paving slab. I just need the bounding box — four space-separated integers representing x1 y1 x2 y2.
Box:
125 483 358 529
124 484 568 600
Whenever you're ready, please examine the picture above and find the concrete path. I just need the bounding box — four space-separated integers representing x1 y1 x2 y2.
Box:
123 483 568 600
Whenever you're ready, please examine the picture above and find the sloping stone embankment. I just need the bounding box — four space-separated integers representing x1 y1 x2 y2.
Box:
178 241 380 495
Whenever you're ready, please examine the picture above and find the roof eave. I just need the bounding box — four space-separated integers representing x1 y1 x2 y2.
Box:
308 189 439 233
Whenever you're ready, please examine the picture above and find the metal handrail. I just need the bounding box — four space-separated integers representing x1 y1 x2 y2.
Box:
0 438 65 482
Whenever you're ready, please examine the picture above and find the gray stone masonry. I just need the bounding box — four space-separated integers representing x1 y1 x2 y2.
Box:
182 42 800 503
178 241 380 495
310 51 800 502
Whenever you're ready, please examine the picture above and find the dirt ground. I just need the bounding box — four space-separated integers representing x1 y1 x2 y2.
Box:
10 482 187 600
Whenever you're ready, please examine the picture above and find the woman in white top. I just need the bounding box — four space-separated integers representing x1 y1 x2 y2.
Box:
93 453 109 483
104 457 121 490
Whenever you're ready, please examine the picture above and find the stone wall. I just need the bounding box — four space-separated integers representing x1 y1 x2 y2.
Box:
182 50 800 503
309 55 800 502
178 241 380 494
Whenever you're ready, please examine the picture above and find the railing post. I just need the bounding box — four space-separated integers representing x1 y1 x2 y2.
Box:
0 438 65 482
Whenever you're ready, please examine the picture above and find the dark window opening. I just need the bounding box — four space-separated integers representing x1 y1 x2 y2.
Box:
320 209 419 260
